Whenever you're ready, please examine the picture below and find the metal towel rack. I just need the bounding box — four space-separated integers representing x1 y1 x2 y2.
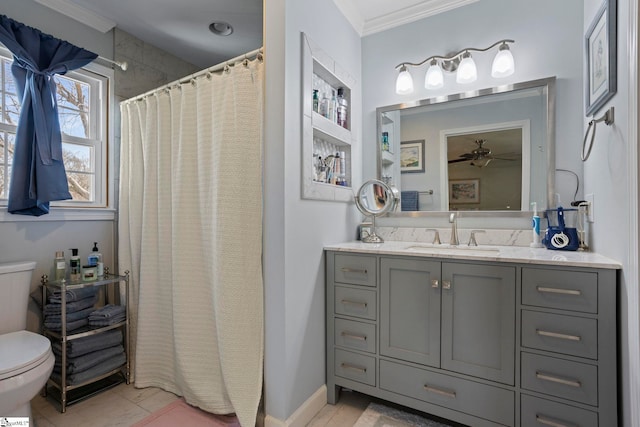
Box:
582 106 614 161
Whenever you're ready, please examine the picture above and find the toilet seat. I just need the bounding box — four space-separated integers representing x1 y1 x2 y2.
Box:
0 330 52 380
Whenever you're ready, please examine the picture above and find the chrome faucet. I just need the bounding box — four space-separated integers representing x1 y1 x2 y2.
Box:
449 212 459 246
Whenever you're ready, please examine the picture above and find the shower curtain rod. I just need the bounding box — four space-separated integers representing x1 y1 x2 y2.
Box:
121 47 264 105
97 55 128 71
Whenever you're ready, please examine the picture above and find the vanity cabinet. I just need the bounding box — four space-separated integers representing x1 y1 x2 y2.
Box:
326 249 618 427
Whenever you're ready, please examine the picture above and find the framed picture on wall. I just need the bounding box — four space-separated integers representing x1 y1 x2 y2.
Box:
400 140 425 173
449 179 480 204
585 0 617 116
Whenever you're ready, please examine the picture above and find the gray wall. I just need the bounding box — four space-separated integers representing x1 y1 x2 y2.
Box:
362 0 584 229
362 1 637 426
0 1 200 334
264 0 362 421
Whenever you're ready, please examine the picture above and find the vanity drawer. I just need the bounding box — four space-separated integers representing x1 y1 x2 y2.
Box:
522 310 597 359
522 268 598 313
521 352 598 406
521 394 597 427
334 254 376 287
380 359 514 426
335 318 376 353
334 349 376 386
335 285 377 320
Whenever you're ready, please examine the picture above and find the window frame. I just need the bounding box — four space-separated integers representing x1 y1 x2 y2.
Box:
0 47 115 222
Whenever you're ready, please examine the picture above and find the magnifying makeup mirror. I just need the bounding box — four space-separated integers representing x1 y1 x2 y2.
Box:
355 179 399 243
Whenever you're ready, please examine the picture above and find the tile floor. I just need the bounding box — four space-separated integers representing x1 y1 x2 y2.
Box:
31 384 451 426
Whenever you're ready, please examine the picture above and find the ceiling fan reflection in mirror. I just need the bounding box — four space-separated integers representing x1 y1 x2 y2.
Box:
448 139 519 168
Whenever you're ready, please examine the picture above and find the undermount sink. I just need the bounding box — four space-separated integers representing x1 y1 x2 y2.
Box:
404 245 501 257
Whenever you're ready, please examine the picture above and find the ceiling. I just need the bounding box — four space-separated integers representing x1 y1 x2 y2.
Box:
34 0 477 68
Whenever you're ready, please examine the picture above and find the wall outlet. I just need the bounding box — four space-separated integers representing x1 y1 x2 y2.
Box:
585 193 595 223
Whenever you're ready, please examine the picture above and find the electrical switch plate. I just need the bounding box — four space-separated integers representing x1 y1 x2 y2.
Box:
585 193 595 223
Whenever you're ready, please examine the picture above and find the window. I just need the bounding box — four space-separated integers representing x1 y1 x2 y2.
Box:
0 47 113 218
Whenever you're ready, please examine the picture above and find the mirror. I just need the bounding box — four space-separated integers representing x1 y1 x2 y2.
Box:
377 77 555 216
355 179 399 243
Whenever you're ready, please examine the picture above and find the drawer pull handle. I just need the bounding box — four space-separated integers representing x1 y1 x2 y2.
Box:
536 415 577 427
536 371 582 388
536 286 581 296
536 329 582 341
341 300 368 308
442 280 451 290
423 384 456 399
341 331 367 341
431 279 439 288
341 363 366 373
341 268 368 274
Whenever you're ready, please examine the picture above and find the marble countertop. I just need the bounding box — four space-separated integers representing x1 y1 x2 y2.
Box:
324 241 622 270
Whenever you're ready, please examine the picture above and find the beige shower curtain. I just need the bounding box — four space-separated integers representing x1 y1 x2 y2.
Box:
118 57 263 427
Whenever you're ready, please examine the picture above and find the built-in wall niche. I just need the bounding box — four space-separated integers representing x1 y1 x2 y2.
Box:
301 32 356 202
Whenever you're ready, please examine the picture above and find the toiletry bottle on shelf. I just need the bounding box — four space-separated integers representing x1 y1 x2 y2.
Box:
54 251 66 281
337 87 348 128
88 242 104 276
312 89 319 113
382 132 390 151
329 90 337 123
530 202 544 248
319 92 329 118
69 248 81 282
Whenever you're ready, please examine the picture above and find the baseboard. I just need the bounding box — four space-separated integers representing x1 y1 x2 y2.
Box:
264 384 327 427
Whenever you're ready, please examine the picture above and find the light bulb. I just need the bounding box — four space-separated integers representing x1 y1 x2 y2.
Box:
491 44 515 78
456 52 477 84
424 60 444 90
395 65 414 95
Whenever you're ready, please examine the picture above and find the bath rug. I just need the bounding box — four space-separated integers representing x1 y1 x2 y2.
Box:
131 399 240 427
353 402 454 427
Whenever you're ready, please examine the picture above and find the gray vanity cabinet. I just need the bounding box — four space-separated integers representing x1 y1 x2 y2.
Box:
326 249 618 427
441 263 515 385
379 258 515 385
379 257 441 367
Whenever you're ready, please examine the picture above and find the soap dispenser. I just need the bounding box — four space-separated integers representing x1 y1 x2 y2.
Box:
88 242 104 277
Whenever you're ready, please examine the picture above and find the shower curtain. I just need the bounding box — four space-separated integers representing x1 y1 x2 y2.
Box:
118 56 263 427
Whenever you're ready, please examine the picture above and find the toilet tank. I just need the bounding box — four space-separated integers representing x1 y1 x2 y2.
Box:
0 261 37 334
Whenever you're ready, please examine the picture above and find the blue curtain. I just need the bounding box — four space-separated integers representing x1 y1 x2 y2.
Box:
0 15 97 216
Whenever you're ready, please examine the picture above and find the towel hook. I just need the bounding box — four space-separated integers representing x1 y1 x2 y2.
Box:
582 106 614 161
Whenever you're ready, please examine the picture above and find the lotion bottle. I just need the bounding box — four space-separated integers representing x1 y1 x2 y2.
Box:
54 251 66 281
88 242 104 277
530 202 544 248
69 248 81 282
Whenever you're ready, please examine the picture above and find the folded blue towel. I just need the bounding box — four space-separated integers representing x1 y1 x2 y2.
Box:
49 287 98 303
44 307 94 323
44 318 88 332
88 314 126 327
89 304 125 319
401 191 419 211
52 330 123 358
51 352 126 385
44 294 98 315
54 344 125 374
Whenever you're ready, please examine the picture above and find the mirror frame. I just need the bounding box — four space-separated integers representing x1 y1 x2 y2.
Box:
376 76 556 218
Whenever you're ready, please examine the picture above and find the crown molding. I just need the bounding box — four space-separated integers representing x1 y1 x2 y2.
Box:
33 0 116 33
333 0 479 37
332 0 366 36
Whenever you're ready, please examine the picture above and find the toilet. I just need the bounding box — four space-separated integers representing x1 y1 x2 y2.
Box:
0 261 55 419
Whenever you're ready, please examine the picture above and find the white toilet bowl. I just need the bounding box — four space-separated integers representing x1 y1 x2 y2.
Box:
0 261 54 420
0 330 55 418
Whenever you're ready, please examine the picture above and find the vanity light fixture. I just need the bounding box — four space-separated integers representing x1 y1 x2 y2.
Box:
394 39 515 94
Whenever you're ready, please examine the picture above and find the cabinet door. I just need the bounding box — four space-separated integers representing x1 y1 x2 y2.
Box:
441 263 515 384
380 257 441 367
